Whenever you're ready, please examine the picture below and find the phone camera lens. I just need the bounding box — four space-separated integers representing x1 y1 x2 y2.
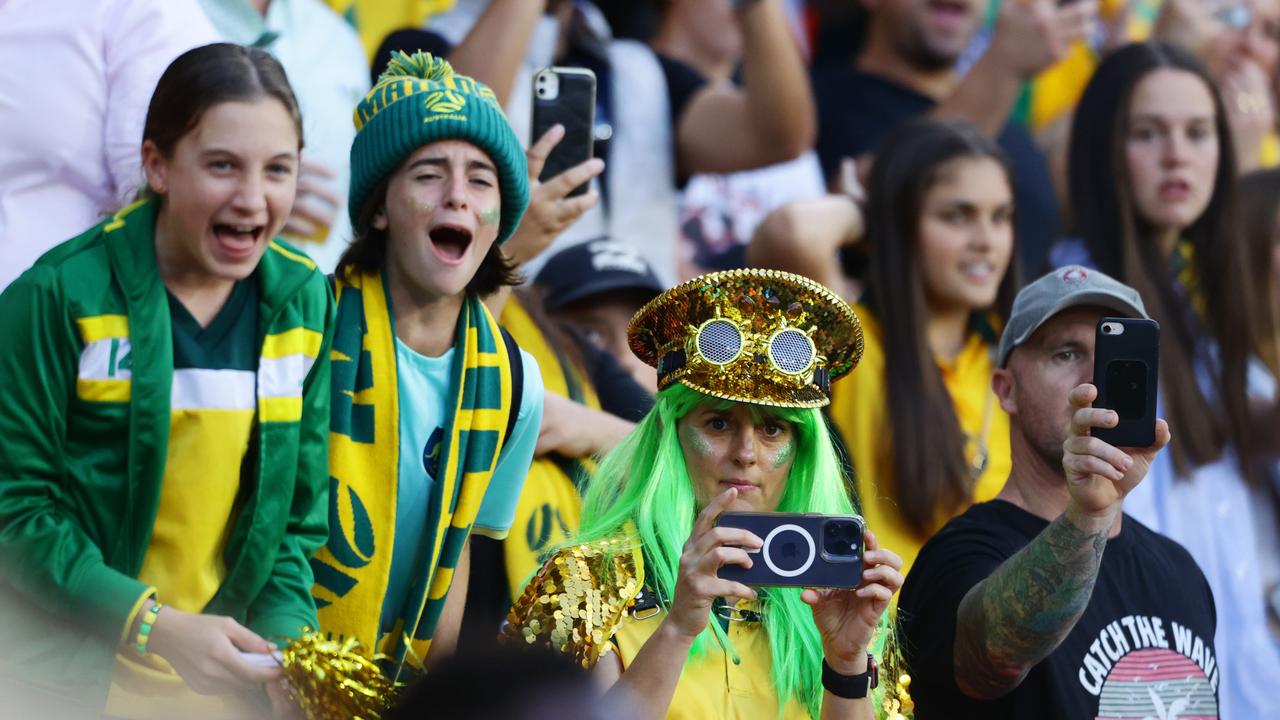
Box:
822 521 859 558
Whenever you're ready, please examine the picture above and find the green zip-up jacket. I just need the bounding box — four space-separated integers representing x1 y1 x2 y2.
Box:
0 199 334 708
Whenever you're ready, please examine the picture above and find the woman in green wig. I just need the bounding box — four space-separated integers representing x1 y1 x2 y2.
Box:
311 51 543 679
504 269 910 719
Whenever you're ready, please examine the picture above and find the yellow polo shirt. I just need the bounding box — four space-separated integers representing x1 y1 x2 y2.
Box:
829 305 1010 580
611 603 809 720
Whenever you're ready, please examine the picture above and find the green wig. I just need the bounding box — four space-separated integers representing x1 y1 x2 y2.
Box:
564 383 899 718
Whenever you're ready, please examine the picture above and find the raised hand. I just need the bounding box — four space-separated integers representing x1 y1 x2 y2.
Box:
503 124 605 266
283 160 342 241
1062 383 1171 519
801 530 904 674
663 487 763 640
989 0 1100 81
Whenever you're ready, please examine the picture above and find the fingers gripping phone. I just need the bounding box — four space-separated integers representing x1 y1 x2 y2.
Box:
716 513 865 589
1092 317 1160 447
531 66 597 197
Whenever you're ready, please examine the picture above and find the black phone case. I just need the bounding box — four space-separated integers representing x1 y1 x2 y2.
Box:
1093 317 1160 447
531 67 596 197
716 513 864 589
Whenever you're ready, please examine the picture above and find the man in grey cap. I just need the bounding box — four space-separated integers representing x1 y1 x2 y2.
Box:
898 267 1222 719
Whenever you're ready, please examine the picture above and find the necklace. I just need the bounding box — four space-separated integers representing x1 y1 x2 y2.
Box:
964 350 997 478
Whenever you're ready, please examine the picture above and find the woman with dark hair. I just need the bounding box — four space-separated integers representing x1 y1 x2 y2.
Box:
1235 166 1280 691
0 43 333 717
1056 40 1280 718
1236 169 1280 377
309 52 543 681
750 118 1018 577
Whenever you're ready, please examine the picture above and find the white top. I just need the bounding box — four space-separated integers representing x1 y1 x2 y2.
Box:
1123 353 1280 720
0 0 218 291
676 151 826 280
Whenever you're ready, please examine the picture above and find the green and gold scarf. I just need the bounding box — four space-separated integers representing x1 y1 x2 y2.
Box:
311 269 516 676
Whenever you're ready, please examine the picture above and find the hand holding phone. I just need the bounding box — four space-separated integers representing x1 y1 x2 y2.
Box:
663 487 762 640
1092 317 1159 447
801 528 903 674
1065 380 1172 521
531 66 597 197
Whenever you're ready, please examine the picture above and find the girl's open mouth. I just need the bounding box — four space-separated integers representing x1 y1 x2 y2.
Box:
429 224 473 264
213 223 265 261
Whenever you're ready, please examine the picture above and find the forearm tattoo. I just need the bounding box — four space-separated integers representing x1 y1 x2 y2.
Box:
952 515 1108 699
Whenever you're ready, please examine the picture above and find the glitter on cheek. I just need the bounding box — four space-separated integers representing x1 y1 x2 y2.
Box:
680 423 715 458
770 439 795 470
478 207 501 226
404 195 436 215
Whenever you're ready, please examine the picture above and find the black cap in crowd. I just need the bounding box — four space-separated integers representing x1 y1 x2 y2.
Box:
535 239 666 312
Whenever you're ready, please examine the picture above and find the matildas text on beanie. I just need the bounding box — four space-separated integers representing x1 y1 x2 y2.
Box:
348 51 529 244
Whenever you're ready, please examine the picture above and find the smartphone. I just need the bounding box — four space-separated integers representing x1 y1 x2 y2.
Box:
1092 317 1160 447
716 512 865 589
531 66 597 197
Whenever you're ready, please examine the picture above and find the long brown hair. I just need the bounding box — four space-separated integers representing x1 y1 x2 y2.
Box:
1069 42 1269 485
864 118 1018 535
1236 169 1280 376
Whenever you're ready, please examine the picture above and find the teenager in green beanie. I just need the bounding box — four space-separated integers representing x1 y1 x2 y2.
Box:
311 52 543 679
0 44 333 718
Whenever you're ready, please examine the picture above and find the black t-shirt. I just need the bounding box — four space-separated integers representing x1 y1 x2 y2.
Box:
812 66 1061 279
899 500 1220 720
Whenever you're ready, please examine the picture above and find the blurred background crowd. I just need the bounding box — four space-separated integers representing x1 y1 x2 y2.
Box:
2 0 1279 717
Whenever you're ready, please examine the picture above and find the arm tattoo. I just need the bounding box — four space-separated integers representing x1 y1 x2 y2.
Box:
952 515 1108 699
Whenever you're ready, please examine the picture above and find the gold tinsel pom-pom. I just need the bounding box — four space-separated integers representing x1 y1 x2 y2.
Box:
279 633 400 720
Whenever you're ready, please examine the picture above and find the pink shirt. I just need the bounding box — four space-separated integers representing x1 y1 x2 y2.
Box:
0 0 217 291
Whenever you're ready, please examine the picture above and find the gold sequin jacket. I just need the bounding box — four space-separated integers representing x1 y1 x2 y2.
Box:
501 535 644 668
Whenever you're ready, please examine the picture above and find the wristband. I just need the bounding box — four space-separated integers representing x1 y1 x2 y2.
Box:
822 653 877 699
134 602 164 656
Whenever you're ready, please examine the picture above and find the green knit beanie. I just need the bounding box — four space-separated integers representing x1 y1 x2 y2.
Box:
348 51 529 245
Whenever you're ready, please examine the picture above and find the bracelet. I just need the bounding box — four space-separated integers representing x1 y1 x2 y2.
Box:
822 653 877 699
134 602 165 656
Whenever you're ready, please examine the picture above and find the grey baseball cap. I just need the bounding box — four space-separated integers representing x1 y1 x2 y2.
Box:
997 265 1148 367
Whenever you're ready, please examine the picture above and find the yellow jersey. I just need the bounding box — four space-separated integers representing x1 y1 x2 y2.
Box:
612 603 810 720
829 305 1010 580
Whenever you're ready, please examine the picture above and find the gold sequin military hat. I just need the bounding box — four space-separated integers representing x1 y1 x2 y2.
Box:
627 269 863 408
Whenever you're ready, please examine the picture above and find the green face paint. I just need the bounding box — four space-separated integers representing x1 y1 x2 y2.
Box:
404 195 435 215
680 423 714 457
770 439 795 470
478 207 501 226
